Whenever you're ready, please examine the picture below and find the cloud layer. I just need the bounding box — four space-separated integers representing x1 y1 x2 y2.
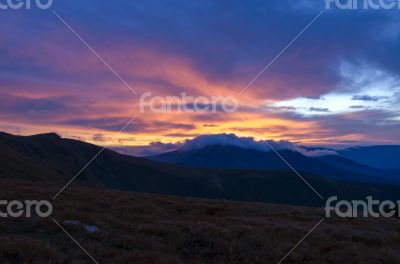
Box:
113 133 338 157
0 1 399 146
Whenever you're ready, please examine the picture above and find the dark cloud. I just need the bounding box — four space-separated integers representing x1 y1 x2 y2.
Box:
313 110 400 143
60 117 195 133
164 132 201 138
92 134 110 142
188 112 233 123
350 105 366 109
0 92 79 123
0 93 67 114
60 117 131 131
352 95 388 101
153 122 195 130
266 106 298 112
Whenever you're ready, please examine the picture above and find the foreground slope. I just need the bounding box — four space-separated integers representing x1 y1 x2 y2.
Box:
1 179 400 264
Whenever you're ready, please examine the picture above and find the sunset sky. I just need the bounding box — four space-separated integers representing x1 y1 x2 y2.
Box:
1 0 399 150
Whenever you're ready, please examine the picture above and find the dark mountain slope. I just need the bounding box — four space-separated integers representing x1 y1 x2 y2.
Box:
336 146 400 170
1 132 400 206
0 132 215 197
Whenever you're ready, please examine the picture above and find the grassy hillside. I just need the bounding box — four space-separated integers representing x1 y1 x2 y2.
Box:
1 179 400 264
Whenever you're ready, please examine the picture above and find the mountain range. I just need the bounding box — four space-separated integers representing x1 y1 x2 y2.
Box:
1 131 400 206
150 134 400 185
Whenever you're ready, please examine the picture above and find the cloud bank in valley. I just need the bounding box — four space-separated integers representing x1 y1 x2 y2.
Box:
113 134 338 157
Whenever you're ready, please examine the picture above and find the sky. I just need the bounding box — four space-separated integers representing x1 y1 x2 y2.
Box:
1 0 400 150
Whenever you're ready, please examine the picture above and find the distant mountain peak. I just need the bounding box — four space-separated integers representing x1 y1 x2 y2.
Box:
31 132 61 139
0 131 61 140
0 131 61 139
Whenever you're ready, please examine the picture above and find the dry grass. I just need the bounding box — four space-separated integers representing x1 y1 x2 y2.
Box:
1 179 400 264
